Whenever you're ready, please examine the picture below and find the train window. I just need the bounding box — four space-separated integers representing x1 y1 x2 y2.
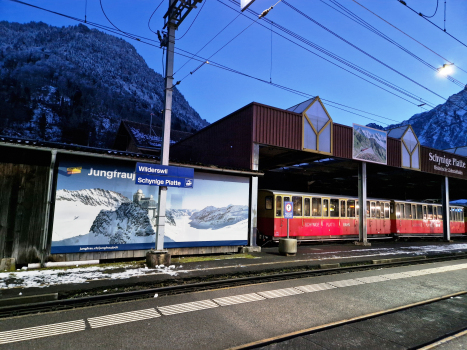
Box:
396 203 401 219
348 200 356 217
433 206 437 220
390 203 394 214
437 206 442 220
405 203 412 219
375 201 381 219
330 199 339 217
427 205 433 220
412 205 416 220
370 202 376 218
304 198 310 216
356 200 359 217
340 200 346 218
384 203 390 219
367 201 370 217
456 209 460 222
323 199 329 217
276 196 282 217
450 208 454 221
312 198 322 216
401 204 405 219
292 196 302 216
265 196 273 210
423 206 427 220
417 205 423 220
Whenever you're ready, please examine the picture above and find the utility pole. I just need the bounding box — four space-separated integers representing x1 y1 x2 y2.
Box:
154 0 202 252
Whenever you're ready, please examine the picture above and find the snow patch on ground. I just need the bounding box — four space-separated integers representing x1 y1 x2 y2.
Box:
0 265 187 290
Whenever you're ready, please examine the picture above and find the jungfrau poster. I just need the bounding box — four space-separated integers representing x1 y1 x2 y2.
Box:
51 158 249 253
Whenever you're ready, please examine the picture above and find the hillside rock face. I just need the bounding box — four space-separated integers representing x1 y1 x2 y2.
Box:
56 188 130 208
0 21 208 147
369 87 467 150
189 205 249 230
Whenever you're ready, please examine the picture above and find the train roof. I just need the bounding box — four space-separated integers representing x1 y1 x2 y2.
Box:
258 189 389 201
259 189 464 207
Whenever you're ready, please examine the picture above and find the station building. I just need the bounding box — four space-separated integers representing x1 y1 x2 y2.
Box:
1 97 467 265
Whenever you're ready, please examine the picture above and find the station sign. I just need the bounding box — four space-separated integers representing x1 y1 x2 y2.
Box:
421 148 467 180
284 201 293 219
135 162 194 188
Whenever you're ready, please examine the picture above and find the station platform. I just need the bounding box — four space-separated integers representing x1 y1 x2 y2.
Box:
2 239 467 303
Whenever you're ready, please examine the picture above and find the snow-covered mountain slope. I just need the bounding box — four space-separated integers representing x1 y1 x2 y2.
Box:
189 205 249 230
371 86 467 149
52 189 130 241
89 203 156 244
0 21 209 147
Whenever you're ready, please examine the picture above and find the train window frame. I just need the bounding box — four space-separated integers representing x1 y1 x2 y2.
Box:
396 203 401 219
433 206 437 220
265 196 273 210
370 201 375 218
304 197 311 217
367 201 370 217
450 208 453 221
437 206 442 220
275 196 282 217
401 203 405 219
323 198 329 217
347 200 356 218
375 201 381 219
417 205 423 220
405 203 412 220
427 205 433 220
412 205 416 220
292 196 302 217
423 205 427 220
330 198 339 218
312 197 322 217
384 202 390 219
356 200 359 217
340 200 346 218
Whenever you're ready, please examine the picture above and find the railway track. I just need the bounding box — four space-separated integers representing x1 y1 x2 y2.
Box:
232 291 467 349
1 253 467 319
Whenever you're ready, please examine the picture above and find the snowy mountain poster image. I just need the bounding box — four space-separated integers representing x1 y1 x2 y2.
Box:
352 124 387 165
51 159 249 253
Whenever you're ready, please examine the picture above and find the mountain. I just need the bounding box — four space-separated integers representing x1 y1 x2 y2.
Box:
56 188 130 207
0 21 209 147
89 202 157 244
368 87 467 150
189 205 249 230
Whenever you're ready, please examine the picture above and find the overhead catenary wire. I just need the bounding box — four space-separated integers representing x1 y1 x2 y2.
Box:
176 0 206 40
351 0 467 76
397 0 467 50
219 0 434 109
6 0 428 126
282 1 449 102
320 0 465 88
148 0 165 34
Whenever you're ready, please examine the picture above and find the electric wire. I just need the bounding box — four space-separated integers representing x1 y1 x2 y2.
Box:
397 0 467 49
148 0 165 34
320 0 464 88
282 0 448 102
219 0 434 109
176 0 206 40
351 0 467 75
421 0 439 18
173 13 242 75
6 0 425 126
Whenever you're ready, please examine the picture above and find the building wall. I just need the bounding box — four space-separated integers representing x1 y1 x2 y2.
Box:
253 104 302 150
171 104 254 170
333 124 353 159
387 137 402 168
0 148 50 264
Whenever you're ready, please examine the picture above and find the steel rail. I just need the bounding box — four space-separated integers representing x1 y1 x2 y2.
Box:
1 253 467 319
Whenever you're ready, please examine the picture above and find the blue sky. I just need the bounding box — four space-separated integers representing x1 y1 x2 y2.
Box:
1 0 467 128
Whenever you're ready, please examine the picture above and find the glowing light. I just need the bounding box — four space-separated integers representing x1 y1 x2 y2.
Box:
438 63 454 76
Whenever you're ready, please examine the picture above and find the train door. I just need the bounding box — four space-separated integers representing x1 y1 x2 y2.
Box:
403 203 411 233
302 196 312 236
374 201 381 234
383 202 390 233
311 197 323 236
395 202 402 233
340 199 349 236
329 198 340 235
368 201 375 234
427 205 434 234
347 199 358 235
415 204 423 233
322 198 331 236
411 204 416 233
291 195 303 237
274 195 283 237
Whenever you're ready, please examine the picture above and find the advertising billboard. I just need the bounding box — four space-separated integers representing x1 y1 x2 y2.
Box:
51 158 249 253
352 124 387 165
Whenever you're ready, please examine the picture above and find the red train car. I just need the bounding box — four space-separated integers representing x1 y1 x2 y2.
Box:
391 200 465 236
257 190 466 242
